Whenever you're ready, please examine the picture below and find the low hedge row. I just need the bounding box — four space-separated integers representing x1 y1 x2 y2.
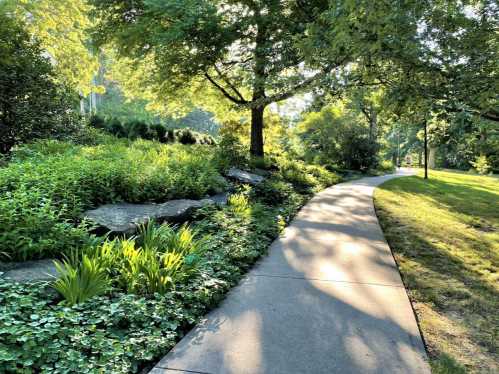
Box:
89 115 216 145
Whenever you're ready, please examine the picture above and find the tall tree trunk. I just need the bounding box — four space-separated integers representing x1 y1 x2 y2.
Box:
250 10 267 158
424 120 428 179
250 106 265 157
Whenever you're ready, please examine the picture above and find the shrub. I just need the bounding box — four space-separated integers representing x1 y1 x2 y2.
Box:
107 118 127 137
88 114 106 130
0 188 93 261
471 155 491 175
252 178 296 205
277 157 340 191
151 124 167 142
0 13 80 154
175 129 197 145
70 126 117 146
340 135 379 171
215 133 249 170
166 129 176 142
127 120 151 140
377 159 395 173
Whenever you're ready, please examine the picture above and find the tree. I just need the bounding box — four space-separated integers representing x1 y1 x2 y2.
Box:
91 0 422 157
10 0 99 97
295 102 379 170
375 0 498 123
0 11 80 154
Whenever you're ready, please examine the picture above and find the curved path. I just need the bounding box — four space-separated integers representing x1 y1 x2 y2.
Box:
150 169 430 374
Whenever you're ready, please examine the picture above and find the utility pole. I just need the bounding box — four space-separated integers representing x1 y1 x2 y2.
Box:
423 119 428 179
397 124 401 167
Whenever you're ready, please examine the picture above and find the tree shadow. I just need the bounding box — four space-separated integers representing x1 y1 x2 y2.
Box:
151 173 430 373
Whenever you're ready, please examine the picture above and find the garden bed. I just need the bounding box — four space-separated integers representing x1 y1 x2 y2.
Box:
0 137 340 372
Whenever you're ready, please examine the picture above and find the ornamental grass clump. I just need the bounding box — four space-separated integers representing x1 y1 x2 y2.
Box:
53 254 110 306
52 222 211 303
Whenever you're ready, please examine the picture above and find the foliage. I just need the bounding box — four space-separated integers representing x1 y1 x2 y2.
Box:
0 165 327 372
151 124 167 142
89 114 107 130
91 0 421 156
0 12 81 154
375 170 499 372
252 179 295 206
377 160 396 174
0 139 225 260
215 133 249 171
228 193 251 218
277 157 340 192
88 115 216 145
53 254 110 306
127 120 152 140
0 188 93 261
10 0 99 96
471 155 491 175
296 103 379 171
56 223 211 299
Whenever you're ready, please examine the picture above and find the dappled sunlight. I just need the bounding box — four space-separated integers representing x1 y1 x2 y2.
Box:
155 172 429 373
344 335 379 370
375 169 499 371
224 310 263 372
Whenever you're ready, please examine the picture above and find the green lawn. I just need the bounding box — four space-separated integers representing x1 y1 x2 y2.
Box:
374 170 498 373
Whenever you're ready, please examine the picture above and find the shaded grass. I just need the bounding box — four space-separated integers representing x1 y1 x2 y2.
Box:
374 170 498 373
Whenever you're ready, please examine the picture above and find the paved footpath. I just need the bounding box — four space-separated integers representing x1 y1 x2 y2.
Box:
150 169 430 374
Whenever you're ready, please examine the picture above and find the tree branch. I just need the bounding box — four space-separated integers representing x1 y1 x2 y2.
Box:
204 72 248 105
213 65 247 102
247 62 341 108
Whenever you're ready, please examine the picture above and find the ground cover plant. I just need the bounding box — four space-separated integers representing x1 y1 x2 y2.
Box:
0 138 225 261
374 170 499 373
0 162 338 372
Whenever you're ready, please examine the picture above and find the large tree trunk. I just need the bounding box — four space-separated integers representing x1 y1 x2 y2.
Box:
250 10 267 158
250 106 265 157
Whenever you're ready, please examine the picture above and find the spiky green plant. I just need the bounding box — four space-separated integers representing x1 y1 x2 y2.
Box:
52 255 109 305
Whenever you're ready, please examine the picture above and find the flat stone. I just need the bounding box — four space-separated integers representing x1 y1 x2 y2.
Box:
227 168 265 185
1 259 57 282
85 194 228 234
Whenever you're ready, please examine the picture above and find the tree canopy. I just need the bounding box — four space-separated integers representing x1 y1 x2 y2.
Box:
90 0 426 156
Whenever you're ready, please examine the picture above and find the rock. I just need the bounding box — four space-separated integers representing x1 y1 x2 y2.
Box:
203 192 229 205
226 167 265 185
1 259 57 282
84 193 228 234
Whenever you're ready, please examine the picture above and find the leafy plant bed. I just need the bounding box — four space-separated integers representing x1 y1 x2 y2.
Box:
374 170 498 373
0 139 225 261
0 175 330 373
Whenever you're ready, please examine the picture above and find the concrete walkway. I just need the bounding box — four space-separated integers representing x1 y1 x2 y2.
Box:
150 169 430 374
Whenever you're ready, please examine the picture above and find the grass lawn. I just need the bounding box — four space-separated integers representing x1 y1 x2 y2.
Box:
374 169 498 373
